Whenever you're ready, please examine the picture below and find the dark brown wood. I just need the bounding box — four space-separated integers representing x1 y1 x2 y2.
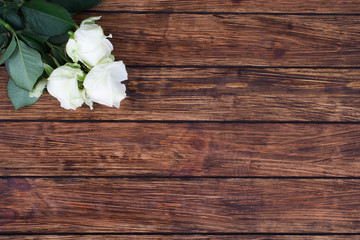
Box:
72 13 360 67
1 122 360 177
0 236 354 239
1 178 359 233
2 67 360 121
93 0 360 13
1 0 360 237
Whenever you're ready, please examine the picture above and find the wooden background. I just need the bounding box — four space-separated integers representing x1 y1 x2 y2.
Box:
1 0 360 239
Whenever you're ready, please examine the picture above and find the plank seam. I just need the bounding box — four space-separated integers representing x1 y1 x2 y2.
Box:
1 233 360 236
126 66 360 69
3 66 360 69
87 10 360 16
1 176 360 179
1 120 360 124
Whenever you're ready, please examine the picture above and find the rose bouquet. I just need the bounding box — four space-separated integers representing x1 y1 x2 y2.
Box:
0 0 128 110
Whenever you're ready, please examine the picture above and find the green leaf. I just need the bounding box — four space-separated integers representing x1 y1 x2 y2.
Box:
50 47 65 65
19 33 44 52
21 0 75 37
6 40 44 91
7 77 39 110
21 30 48 43
48 32 70 45
41 53 57 68
43 63 54 76
49 0 102 13
0 33 7 48
50 54 61 67
0 7 24 30
0 25 5 33
0 35 16 65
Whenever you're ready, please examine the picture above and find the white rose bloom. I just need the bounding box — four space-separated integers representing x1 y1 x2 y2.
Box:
47 64 93 110
84 61 128 108
66 16 113 68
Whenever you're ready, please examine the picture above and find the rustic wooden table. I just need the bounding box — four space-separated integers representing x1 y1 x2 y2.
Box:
1 0 360 239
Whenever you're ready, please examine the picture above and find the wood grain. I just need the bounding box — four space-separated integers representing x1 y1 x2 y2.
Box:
72 13 360 67
1 122 360 177
0 235 355 240
93 0 360 13
1 1 360 237
2 67 360 121
1 178 360 233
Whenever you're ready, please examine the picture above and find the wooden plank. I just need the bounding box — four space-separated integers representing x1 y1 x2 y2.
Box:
72 13 360 67
1 122 360 177
92 0 360 14
0 235 354 240
1 178 359 233
1 67 360 121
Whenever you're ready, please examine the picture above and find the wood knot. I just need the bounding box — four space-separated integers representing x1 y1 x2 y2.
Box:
271 42 286 59
273 47 286 59
188 137 205 150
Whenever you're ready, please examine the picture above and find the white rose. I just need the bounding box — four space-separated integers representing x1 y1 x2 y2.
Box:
47 64 93 110
66 16 113 68
84 60 127 108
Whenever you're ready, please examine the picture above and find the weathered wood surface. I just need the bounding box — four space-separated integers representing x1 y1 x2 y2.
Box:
93 0 360 13
2 0 360 238
71 13 360 67
1 122 360 177
0 235 354 240
2 67 360 121
1 178 359 233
